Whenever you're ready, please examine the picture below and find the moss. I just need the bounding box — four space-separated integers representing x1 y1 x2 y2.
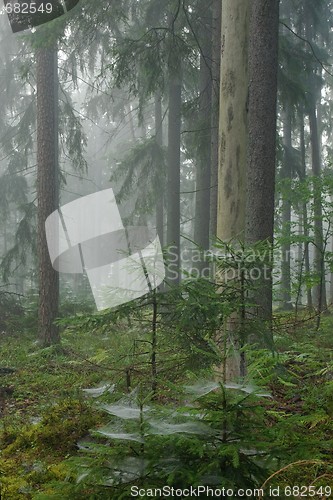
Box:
34 399 99 454
0 457 72 499
0 399 102 499
2 399 99 457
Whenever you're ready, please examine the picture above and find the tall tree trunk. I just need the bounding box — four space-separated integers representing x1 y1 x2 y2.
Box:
300 111 312 309
245 0 280 323
308 96 327 314
330 207 333 304
328 195 333 304
218 0 248 242
304 15 327 316
210 0 222 240
295 209 303 309
155 91 164 248
37 46 60 346
217 0 249 381
166 54 182 284
280 107 293 310
194 9 212 257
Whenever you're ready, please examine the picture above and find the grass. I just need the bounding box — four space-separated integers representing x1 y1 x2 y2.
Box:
0 308 333 498
0 320 151 499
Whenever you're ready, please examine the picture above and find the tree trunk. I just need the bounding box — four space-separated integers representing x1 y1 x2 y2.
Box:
308 99 327 314
300 112 312 309
217 0 248 242
330 210 333 304
216 0 249 381
155 91 164 248
166 54 182 284
295 209 303 309
245 0 279 323
194 10 212 257
280 107 293 310
210 0 222 240
304 13 327 316
37 46 60 346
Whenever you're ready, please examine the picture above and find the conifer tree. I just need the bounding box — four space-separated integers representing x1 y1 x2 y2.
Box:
245 0 280 321
36 44 60 345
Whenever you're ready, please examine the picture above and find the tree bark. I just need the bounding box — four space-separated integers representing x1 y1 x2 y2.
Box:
304 16 327 316
299 111 312 309
245 0 280 322
194 9 212 256
308 97 327 314
216 0 249 382
217 0 248 242
330 208 333 304
166 53 182 284
280 107 293 310
210 0 222 240
155 91 164 248
37 46 60 346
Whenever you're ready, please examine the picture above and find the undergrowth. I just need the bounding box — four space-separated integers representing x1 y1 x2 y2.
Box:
0 295 333 498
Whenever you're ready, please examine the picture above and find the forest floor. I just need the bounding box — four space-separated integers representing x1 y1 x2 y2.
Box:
0 321 138 498
0 311 333 498
0 313 192 499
